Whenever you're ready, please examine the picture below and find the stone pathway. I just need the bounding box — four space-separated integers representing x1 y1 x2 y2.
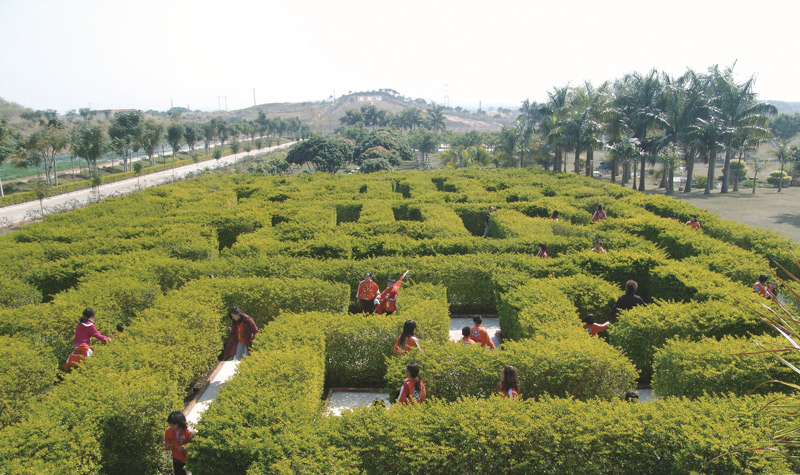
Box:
449 316 501 348
184 359 240 426
326 390 390 416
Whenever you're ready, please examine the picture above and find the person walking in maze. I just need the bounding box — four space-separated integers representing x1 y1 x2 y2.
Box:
535 243 548 258
67 308 111 371
357 272 380 314
222 306 259 360
483 206 495 238
500 365 520 399
753 274 769 297
582 313 610 336
397 362 426 404
591 239 607 253
686 214 701 230
393 320 423 354
163 411 194 475
470 316 496 349
549 210 559 221
376 270 410 315
460 326 477 345
592 203 607 222
609 280 645 323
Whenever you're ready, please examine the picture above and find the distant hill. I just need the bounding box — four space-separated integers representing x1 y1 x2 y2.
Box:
181 90 516 133
767 101 800 115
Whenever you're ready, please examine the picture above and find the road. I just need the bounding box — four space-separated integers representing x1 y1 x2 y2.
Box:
0 142 294 229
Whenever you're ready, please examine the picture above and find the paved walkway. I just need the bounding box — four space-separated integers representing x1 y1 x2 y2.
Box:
0 142 294 229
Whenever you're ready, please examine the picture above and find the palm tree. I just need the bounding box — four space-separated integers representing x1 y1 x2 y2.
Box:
427 104 446 132
712 65 777 193
537 86 570 172
660 70 705 193
607 130 641 187
772 138 792 192
690 105 729 194
614 70 665 191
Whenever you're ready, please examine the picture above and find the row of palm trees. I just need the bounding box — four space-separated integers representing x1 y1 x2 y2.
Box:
503 64 779 194
340 103 447 133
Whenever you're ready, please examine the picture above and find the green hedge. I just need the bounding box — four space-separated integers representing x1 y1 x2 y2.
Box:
325 395 788 474
0 336 58 428
385 335 637 401
652 335 799 398
0 277 41 308
325 283 450 388
608 300 768 383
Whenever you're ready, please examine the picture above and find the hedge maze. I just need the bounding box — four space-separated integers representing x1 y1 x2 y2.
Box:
0 168 798 473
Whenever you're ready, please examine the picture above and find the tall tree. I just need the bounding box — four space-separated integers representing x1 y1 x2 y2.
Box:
202 121 217 155
108 111 142 172
184 123 200 157
167 123 184 159
0 116 22 197
137 119 164 166
426 104 446 132
614 70 665 191
537 86 570 172
712 65 776 193
690 105 729 194
408 128 439 162
70 121 108 172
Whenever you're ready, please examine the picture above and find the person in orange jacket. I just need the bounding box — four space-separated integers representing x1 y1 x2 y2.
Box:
376 270 409 315
460 326 477 345
397 362 426 404
753 274 769 297
356 272 380 314
64 344 93 372
470 316 496 349
500 365 519 399
163 411 194 475
686 214 701 230
393 320 423 354
582 313 611 337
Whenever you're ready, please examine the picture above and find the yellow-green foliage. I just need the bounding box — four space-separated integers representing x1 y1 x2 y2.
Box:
653 335 800 397
0 167 797 471
326 395 788 474
0 336 58 428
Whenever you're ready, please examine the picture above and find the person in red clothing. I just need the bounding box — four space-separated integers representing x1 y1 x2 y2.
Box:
592 203 607 222
376 270 410 315
111 323 125 338
64 344 93 372
460 327 477 345
470 316 496 349
766 280 779 301
222 307 259 360
393 320 423 354
356 272 380 314
753 274 769 297
548 210 559 221
582 313 610 337
499 365 519 399
686 214 701 230
535 243 548 258
73 308 111 349
163 411 194 475
397 362 426 404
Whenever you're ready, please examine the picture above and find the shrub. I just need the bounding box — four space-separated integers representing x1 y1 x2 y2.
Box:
766 170 791 187
0 336 58 428
652 335 799 398
608 300 767 383
385 336 637 402
0 277 41 308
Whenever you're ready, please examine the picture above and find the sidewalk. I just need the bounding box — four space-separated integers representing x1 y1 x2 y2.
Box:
0 142 293 229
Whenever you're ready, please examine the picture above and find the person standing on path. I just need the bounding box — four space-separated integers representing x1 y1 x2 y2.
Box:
470 316 496 349
356 272 380 314
222 307 259 360
609 280 645 323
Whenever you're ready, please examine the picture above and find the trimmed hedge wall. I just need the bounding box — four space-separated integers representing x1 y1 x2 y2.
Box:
325 395 789 474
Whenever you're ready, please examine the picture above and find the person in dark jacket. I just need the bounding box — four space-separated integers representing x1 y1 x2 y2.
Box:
609 280 645 323
222 307 259 360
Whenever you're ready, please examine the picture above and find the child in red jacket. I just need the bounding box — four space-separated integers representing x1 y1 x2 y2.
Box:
397 362 426 404
500 365 520 399
163 411 194 475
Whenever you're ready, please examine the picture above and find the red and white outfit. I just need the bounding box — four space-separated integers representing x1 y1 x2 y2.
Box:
535 250 548 258
583 321 610 337
393 335 422 354
753 281 767 297
470 325 496 349
397 378 426 404
501 388 519 399
222 313 259 360
686 220 701 230
592 210 607 222
376 271 409 315
64 344 93 371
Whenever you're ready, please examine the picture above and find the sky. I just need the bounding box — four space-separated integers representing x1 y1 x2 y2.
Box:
1 0 798 113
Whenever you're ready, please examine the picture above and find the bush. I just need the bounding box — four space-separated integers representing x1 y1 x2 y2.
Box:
0 277 41 308
608 300 767 383
0 336 58 428
385 336 638 402
766 170 791 187
653 335 800 397
324 395 788 474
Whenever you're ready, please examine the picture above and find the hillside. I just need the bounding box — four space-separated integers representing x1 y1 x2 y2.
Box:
767 100 800 115
181 90 516 133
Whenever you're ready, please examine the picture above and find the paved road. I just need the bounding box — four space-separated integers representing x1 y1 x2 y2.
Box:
0 142 294 229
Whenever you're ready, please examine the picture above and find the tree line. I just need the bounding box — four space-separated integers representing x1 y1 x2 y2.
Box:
0 110 309 197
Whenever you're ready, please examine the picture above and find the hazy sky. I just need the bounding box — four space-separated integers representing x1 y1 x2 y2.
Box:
1 0 798 113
